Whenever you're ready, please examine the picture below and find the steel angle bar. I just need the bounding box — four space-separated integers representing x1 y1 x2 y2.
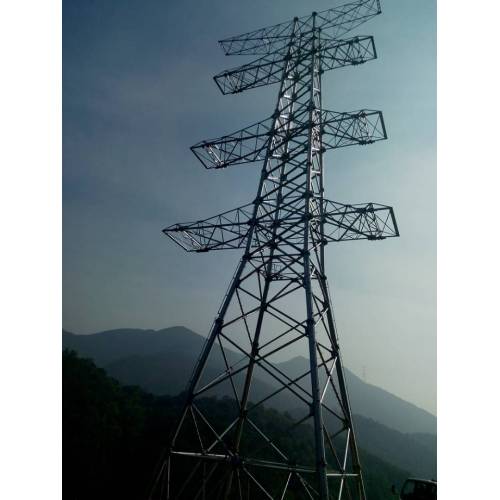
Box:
246 371 310 412
326 472 359 478
216 331 314 406
322 425 345 471
297 475 318 500
244 459 316 476
248 353 337 414
342 428 351 470
242 456 361 477
246 418 289 460
241 466 275 500
216 336 242 404
320 359 338 402
326 423 351 442
191 405 235 455
193 463 221 500
171 451 231 463
280 473 292 500
203 417 240 455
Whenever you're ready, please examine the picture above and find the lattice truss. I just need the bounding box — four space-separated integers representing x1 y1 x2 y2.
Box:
219 0 381 56
153 2 398 499
191 109 386 170
164 201 397 253
214 36 376 95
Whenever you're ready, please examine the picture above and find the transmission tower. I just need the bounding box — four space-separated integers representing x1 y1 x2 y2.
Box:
153 1 398 499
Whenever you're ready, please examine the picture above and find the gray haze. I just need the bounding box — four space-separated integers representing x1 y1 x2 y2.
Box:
63 0 436 414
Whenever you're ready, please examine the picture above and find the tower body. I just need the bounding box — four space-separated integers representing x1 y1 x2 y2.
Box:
153 2 398 499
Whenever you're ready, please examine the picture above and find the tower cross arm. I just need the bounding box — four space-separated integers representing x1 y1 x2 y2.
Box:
218 0 381 56
163 199 399 252
315 0 381 40
320 35 377 71
214 50 287 95
214 35 377 95
190 108 386 170
162 204 255 252
190 105 316 169
320 200 399 242
218 19 296 57
190 117 274 169
322 109 387 149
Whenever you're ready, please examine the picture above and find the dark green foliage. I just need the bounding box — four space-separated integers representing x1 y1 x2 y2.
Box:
62 328 437 435
63 350 152 498
62 328 437 482
63 350 410 499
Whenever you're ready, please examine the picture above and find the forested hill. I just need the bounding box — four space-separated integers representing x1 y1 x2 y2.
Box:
62 327 436 435
63 350 410 500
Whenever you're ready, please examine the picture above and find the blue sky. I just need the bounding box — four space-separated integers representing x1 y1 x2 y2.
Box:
63 0 436 414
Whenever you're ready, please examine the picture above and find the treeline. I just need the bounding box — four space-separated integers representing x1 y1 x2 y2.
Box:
63 350 408 499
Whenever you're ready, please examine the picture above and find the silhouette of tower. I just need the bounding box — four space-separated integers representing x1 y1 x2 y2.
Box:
153 1 398 498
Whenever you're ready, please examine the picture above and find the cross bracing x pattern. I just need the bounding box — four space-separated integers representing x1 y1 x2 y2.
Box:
152 1 398 499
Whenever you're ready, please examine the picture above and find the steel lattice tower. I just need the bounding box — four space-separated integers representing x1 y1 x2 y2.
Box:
153 1 398 499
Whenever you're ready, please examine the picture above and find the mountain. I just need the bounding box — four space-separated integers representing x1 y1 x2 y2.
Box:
353 415 436 479
63 350 411 500
63 327 437 477
63 327 436 434
63 327 291 409
275 356 436 436
62 326 202 366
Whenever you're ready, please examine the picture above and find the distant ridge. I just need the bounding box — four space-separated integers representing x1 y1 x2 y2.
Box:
62 326 436 435
275 355 436 436
62 326 199 365
62 327 291 409
63 349 413 500
63 326 437 434
63 326 436 477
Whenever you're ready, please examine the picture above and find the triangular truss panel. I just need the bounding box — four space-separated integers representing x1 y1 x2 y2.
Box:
153 2 398 499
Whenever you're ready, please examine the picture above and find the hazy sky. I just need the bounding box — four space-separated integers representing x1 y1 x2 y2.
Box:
63 0 436 414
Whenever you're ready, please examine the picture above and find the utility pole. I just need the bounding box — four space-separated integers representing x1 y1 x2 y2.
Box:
153 1 398 498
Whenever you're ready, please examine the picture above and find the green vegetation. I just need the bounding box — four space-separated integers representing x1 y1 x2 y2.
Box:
63 350 409 499
62 328 437 436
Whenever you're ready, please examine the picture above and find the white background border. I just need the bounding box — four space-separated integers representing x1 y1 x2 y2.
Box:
438 0 500 498
0 1 62 498
1 0 499 498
